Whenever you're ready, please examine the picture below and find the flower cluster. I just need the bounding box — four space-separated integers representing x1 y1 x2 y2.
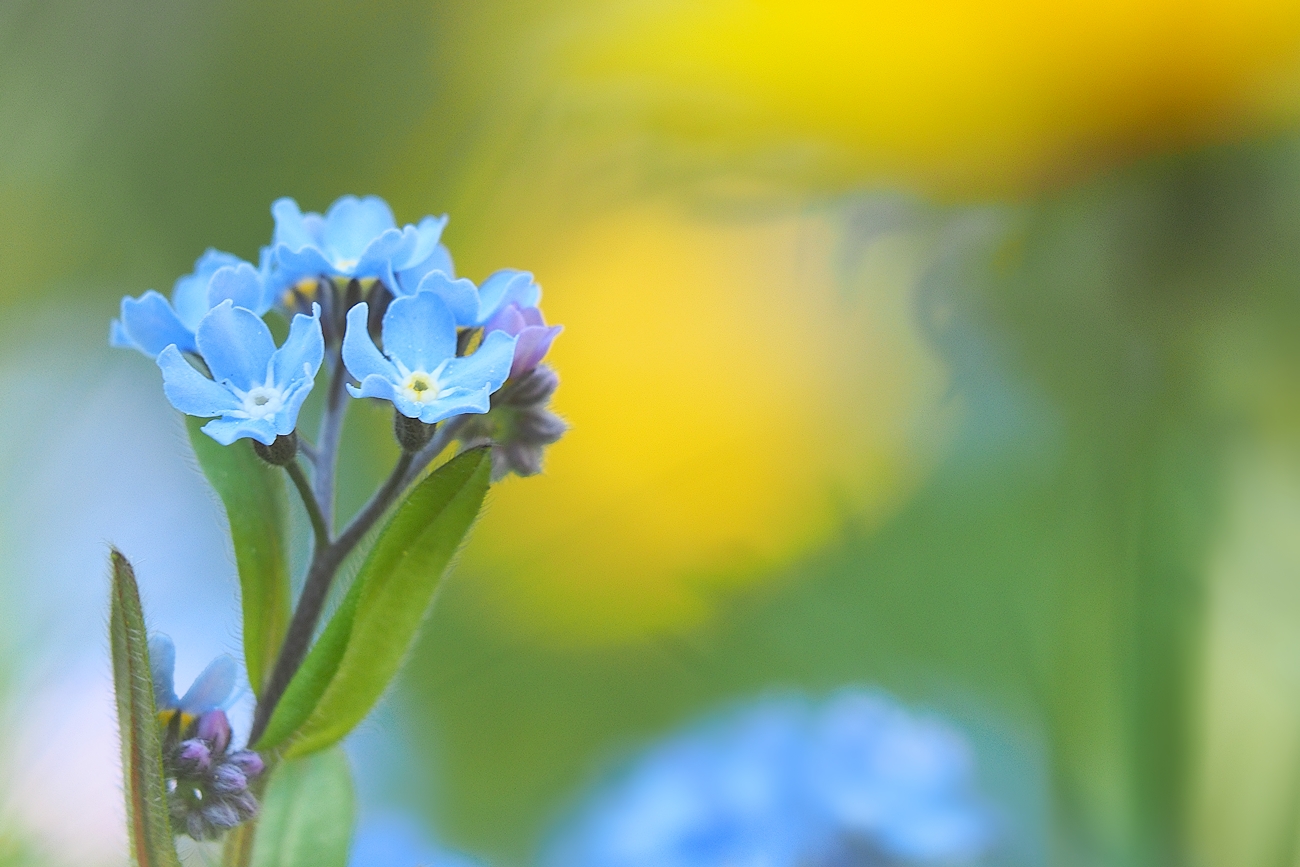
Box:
547 690 995 867
149 636 264 841
111 195 563 473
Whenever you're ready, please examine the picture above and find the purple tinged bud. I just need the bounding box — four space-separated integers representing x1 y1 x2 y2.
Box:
211 764 248 794
516 407 568 443
176 739 212 774
201 800 241 832
227 750 265 779
500 364 559 407
196 710 231 755
484 302 562 377
229 791 260 821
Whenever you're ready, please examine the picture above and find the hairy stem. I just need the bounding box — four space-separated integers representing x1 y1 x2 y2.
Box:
284 460 330 549
249 450 415 745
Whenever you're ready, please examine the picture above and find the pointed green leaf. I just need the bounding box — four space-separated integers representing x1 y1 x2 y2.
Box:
109 549 182 867
260 448 490 757
249 748 355 867
187 416 292 696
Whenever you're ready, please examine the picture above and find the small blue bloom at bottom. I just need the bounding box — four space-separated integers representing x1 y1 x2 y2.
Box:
544 690 995 867
350 812 485 867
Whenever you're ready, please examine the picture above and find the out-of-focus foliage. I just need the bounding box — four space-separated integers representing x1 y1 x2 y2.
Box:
4 3 1300 867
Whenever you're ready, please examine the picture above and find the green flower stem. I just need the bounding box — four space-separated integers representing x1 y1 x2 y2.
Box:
312 348 350 532
284 460 329 550
296 437 319 467
250 449 415 746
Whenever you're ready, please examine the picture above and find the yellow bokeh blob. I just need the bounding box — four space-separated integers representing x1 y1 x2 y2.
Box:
393 0 1300 643
551 0 1300 196
456 204 949 643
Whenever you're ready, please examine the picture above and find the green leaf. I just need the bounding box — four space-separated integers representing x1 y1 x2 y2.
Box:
109 549 182 867
259 448 490 757
187 416 292 696
248 748 355 867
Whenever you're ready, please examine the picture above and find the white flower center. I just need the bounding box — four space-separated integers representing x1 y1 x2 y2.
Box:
241 385 286 420
402 371 440 404
334 257 359 272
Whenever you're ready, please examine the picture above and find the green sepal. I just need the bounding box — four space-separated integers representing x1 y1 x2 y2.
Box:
256 448 490 756
248 748 355 867
109 549 183 867
187 417 292 697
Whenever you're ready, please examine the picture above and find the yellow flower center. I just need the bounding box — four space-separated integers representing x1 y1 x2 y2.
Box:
403 372 439 403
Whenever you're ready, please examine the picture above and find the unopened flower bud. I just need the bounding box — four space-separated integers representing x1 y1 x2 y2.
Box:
199 801 241 834
253 432 298 466
196 710 232 755
227 749 265 779
211 764 248 794
176 739 212 775
394 412 437 452
501 365 559 408
365 281 394 343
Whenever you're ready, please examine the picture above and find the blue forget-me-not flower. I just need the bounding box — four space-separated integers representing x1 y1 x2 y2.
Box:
110 193 564 469
342 291 517 425
157 299 324 445
110 249 271 358
546 690 994 867
270 195 450 297
402 268 560 377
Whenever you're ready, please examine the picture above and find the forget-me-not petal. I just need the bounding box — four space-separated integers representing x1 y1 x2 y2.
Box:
206 263 266 313
321 195 398 261
114 291 198 356
395 241 456 296
148 633 237 716
380 290 458 373
196 302 278 392
111 248 269 359
150 634 178 711
477 269 540 323
342 303 400 383
158 346 243 416
172 249 248 331
271 302 327 390
409 271 480 324
270 195 443 294
178 655 239 717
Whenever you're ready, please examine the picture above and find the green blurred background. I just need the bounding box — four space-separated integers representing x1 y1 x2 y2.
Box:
5 1 1300 865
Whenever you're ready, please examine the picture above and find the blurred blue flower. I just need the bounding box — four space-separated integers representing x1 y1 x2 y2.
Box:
110 250 269 358
342 291 516 424
270 195 448 295
157 300 324 445
148 633 237 724
546 690 994 867
350 812 485 867
807 692 993 864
